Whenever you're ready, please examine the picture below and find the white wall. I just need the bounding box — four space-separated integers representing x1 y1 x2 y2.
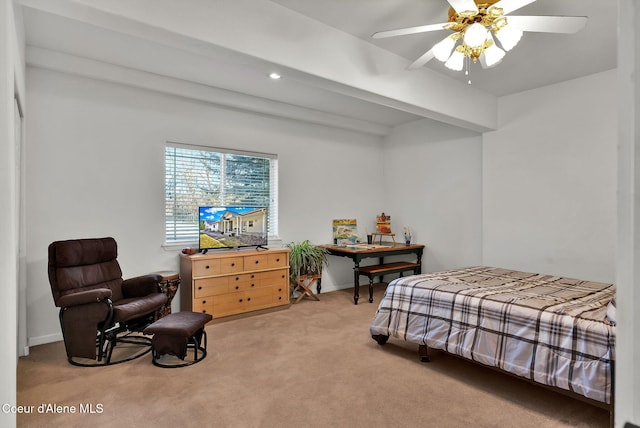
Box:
25 67 385 345
1 1 25 427
483 70 617 283
382 119 483 272
616 1 640 426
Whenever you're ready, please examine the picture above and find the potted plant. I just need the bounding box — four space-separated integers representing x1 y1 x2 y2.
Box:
286 240 328 295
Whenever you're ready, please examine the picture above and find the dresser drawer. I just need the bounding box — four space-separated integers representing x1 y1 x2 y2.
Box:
193 298 215 315
193 259 221 277
267 253 288 268
194 277 229 298
220 256 244 273
246 287 274 308
273 284 289 304
244 254 269 270
213 292 246 315
228 272 260 292
259 269 288 287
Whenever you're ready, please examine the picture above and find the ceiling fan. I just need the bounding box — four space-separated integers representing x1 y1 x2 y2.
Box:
372 0 588 73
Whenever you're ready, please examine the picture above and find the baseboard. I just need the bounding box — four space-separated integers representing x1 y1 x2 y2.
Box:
314 283 347 294
29 332 63 347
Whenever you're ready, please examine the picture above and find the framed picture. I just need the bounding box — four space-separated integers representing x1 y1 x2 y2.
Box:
332 219 358 245
376 213 391 234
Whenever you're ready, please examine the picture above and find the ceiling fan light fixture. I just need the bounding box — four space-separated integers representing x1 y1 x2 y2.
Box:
494 23 523 51
480 42 505 68
433 35 458 62
371 0 589 77
444 48 465 71
463 22 488 48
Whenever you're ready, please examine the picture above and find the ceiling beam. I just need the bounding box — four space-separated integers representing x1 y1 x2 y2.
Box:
20 0 498 132
26 46 394 136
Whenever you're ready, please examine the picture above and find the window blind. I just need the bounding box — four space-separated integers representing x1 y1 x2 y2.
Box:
165 143 277 242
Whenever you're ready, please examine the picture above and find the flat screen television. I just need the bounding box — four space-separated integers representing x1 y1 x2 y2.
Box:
198 206 268 252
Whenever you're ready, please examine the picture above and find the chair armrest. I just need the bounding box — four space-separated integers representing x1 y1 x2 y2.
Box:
122 274 163 298
56 289 112 307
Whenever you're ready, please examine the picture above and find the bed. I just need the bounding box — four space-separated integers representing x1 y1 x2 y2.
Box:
369 266 616 407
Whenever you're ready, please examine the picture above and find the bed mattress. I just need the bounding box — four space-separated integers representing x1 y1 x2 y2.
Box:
369 266 616 404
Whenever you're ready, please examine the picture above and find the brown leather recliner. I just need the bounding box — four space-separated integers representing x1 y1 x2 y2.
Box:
48 237 168 366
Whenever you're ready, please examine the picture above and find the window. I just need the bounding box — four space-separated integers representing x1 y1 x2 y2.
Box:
165 143 278 243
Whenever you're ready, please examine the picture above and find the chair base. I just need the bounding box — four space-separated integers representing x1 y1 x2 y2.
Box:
150 331 208 368
67 332 153 367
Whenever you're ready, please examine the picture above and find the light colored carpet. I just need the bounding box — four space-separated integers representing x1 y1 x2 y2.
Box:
17 284 609 427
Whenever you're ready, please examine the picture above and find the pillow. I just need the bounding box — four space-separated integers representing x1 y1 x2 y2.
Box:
606 299 616 325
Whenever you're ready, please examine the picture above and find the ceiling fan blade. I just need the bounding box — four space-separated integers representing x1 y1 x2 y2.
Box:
506 16 588 33
491 0 536 16
372 23 448 39
447 0 479 15
407 49 436 70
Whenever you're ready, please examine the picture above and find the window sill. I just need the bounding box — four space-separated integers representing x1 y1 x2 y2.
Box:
163 237 284 251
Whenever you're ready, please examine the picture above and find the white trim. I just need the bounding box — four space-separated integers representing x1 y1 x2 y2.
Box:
166 141 277 160
29 332 63 347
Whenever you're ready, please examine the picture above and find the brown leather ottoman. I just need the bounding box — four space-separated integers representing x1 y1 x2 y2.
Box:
143 311 212 367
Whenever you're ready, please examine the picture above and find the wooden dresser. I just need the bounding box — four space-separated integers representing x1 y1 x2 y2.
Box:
179 248 290 318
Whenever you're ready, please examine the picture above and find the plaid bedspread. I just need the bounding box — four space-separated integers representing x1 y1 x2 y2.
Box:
369 266 615 404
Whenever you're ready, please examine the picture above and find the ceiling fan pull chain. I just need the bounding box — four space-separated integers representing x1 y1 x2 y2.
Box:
466 56 472 85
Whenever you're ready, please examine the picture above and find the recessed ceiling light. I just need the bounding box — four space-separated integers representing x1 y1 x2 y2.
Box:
269 72 281 80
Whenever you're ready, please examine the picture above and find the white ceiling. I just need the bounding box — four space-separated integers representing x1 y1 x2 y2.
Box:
18 0 617 134
269 0 617 97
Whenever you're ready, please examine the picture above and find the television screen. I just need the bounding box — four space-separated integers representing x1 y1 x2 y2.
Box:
199 206 268 251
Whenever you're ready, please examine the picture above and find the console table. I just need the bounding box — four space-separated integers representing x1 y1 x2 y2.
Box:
320 243 424 304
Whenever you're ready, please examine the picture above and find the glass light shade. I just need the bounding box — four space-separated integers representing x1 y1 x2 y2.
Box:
480 44 505 68
463 23 488 49
444 49 465 71
433 36 457 62
495 24 523 51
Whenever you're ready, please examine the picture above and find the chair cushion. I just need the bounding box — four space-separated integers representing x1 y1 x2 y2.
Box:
52 237 118 267
112 293 167 323
144 312 213 337
55 266 123 302
49 238 124 303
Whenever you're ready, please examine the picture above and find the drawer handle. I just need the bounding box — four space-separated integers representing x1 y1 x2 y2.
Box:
202 300 206 304
235 277 240 281
202 310 207 313
278 288 282 292
276 258 280 262
205 265 210 269
239 298 243 303
251 274 255 278
198 286 202 290
231 263 235 267
235 286 240 290
251 283 255 287
278 296 282 300
247 297 251 301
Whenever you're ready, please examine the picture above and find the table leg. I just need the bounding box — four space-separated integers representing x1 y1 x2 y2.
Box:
369 278 374 303
316 277 322 294
377 256 385 284
353 261 360 305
